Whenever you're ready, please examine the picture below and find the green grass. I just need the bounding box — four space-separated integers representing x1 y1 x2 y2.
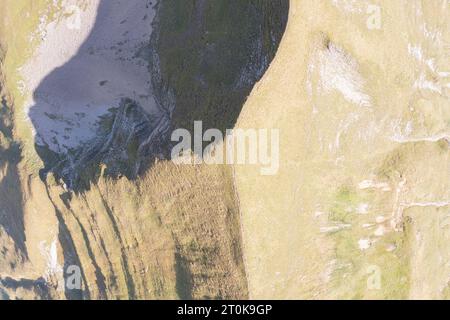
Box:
0 0 62 173
328 185 411 299
156 0 288 134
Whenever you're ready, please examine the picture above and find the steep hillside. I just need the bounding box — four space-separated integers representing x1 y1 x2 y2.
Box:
157 0 289 134
235 0 450 299
0 0 288 299
2 0 448 301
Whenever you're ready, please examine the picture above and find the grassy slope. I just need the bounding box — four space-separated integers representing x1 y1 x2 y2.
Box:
0 0 289 299
0 0 61 172
45 162 247 299
157 0 289 134
235 0 450 299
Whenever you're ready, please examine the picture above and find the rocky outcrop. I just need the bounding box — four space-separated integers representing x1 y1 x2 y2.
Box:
38 99 171 191
0 0 288 299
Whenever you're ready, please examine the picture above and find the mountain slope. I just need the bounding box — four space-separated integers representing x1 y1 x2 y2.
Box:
0 0 288 299
234 0 450 299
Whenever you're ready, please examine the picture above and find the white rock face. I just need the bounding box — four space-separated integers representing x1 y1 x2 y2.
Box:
22 0 158 153
318 42 371 108
358 238 371 250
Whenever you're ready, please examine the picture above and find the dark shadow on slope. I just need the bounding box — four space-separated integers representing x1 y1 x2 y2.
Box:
0 94 27 256
0 276 50 299
24 0 289 300
157 0 290 135
28 0 288 192
28 0 169 192
174 252 193 300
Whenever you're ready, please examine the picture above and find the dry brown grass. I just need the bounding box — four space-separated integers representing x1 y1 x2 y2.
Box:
43 160 247 299
234 0 450 299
